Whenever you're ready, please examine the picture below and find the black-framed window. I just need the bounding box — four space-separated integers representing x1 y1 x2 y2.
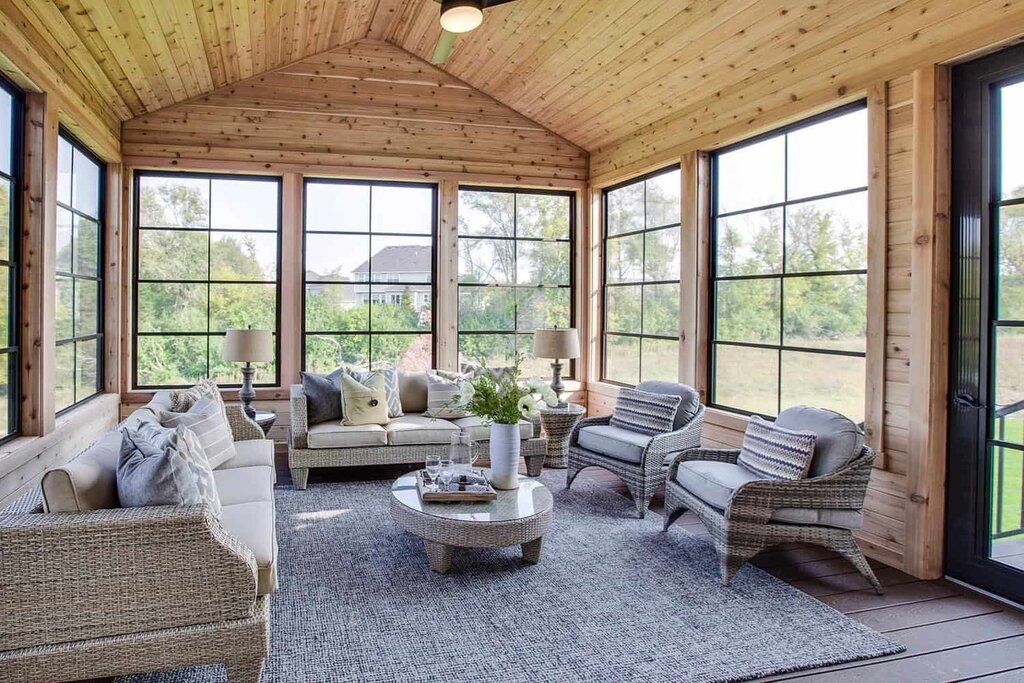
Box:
709 103 868 419
303 179 436 372
602 165 681 386
458 187 574 378
0 77 20 440
55 130 103 411
133 171 281 388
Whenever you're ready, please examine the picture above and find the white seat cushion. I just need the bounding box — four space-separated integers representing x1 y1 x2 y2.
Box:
385 414 459 445
212 466 274 506
307 422 387 449
217 439 274 470
451 416 533 441
218 500 278 595
675 461 864 529
577 425 653 464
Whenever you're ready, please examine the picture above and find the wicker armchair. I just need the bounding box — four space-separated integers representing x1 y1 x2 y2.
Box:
566 384 705 518
663 443 882 594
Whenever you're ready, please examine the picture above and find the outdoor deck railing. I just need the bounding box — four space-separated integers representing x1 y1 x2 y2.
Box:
993 398 1024 540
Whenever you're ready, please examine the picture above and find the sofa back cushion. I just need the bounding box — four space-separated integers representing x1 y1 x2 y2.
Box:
398 371 429 413
773 405 864 478
42 430 125 512
635 381 700 431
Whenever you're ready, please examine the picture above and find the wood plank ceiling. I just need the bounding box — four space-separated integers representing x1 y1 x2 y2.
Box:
2 0 1016 152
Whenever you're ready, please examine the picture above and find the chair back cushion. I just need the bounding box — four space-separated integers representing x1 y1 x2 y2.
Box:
300 367 345 425
398 371 429 413
41 430 125 512
636 381 700 430
737 415 816 481
774 406 864 477
157 395 237 469
609 387 681 436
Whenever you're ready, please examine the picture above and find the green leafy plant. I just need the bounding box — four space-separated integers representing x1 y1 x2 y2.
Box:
453 357 557 424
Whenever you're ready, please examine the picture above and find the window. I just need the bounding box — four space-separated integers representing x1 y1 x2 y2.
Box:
602 166 681 385
55 131 103 411
709 104 868 419
458 187 574 377
0 78 19 439
303 179 435 372
133 172 281 388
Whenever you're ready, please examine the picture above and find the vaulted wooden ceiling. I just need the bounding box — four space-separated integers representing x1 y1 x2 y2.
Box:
2 0 1018 153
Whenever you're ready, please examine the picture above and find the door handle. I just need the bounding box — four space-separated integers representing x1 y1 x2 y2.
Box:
953 392 983 410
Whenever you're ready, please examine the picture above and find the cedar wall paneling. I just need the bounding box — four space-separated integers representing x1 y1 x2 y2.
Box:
121 40 587 184
586 73 935 577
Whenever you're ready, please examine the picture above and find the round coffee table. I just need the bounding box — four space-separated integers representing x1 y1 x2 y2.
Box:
390 470 553 574
539 404 586 468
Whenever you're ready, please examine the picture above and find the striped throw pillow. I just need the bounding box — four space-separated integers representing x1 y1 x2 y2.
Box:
738 415 817 481
157 395 237 470
609 388 681 436
423 372 470 419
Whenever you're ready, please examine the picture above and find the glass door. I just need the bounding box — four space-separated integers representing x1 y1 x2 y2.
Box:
948 45 1024 603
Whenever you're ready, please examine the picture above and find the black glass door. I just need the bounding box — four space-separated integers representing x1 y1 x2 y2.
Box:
948 44 1024 604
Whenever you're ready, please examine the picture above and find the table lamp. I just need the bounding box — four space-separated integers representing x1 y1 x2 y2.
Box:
533 328 580 408
223 327 274 418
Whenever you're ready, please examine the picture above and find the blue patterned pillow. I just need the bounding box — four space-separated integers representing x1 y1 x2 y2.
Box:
609 388 682 436
738 415 817 480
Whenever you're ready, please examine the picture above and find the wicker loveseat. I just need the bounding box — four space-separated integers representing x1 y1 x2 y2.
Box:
288 370 547 489
0 394 276 683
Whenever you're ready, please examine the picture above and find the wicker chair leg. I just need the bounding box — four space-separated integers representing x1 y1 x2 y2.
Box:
720 541 763 586
565 465 582 490
662 496 688 531
290 467 309 490
831 533 884 595
226 656 265 683
624 482 654 519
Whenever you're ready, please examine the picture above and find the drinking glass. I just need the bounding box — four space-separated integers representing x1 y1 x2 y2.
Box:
425 454 441 489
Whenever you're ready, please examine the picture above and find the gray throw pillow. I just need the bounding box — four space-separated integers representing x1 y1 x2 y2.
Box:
157 395 237 469
117 422 221 515
301 368 345 425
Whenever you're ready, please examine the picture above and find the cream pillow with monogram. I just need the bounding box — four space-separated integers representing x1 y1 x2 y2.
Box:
341 373 389 426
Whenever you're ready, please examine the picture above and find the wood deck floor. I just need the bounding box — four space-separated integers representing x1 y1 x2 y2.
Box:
282 458 1024 682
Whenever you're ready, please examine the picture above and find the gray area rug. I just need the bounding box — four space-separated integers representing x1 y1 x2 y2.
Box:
120 470 902 683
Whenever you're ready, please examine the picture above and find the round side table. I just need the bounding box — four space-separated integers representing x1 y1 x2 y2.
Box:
539 404 585 469
252 410 277 437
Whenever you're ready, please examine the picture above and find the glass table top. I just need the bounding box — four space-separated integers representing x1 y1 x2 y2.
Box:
391 469 553 523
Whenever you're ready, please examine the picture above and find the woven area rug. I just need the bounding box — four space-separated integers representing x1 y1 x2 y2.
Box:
120 470 902 683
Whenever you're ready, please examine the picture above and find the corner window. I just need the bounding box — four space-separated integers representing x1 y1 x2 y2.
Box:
133 172 281 388
457 187 574 377
303 179 436 372
709 104 868 418
602 166 681 385
55 131 103 410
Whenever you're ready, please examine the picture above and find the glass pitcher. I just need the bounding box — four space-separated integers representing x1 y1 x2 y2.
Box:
449 432 473 472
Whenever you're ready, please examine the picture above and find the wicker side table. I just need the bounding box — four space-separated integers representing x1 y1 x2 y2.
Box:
540 404 586 469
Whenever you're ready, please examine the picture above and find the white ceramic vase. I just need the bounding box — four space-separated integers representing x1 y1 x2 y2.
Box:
488 422 521 490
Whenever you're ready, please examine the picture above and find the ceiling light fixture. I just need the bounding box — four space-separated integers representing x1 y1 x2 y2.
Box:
440 0 484 33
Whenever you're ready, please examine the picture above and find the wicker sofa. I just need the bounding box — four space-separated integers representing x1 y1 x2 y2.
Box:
288 370 547 489
0 394 276 683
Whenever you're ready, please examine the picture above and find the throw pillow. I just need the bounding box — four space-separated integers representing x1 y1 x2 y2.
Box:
300 368 345 424
117 423 222 516
609 388 682 436
157 395 237 469
169 378 221 413
341 373 389 426
423 372 471 419
737 415 817 481
349 367 403 418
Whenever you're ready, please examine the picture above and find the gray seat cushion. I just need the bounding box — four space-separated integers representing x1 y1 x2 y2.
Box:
774 406 864 477
306 422 387 449
385 414 459 445
217 439 274 470
577 425 653 464
636 381 700 430
451 416 533 441
675 461 863 529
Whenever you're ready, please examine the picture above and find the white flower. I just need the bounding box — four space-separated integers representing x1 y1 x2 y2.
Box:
518 394 538 417
541 388 558 407
456 381 475 406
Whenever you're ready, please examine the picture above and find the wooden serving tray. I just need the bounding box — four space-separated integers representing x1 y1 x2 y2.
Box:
416 470 497 502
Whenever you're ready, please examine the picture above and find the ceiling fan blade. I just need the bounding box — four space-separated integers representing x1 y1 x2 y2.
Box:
430 29 458 65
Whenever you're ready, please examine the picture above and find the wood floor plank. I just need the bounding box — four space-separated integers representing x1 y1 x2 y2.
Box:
958 668 1024 680
788 566 919 597
820 580 960 614
854 594 1004 632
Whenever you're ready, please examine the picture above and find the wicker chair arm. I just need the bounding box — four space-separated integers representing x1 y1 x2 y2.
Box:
666 445 742 480
0 505 258 651
726 449 876 524
225 404 265 442
290 383 309 449
568 414 612 447
646 405 705 464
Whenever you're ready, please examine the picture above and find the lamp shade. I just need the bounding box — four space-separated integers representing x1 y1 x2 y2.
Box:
440 0 483 33
533 328 580 360
223 328 274 363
